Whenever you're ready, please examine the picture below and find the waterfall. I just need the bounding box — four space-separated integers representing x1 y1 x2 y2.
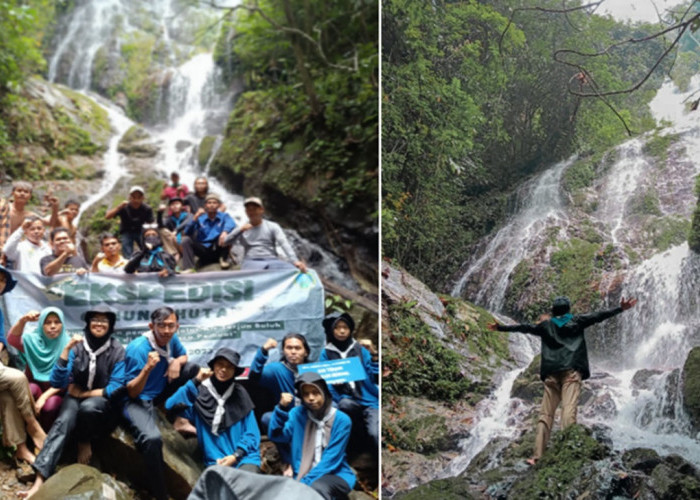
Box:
448 75 700 470
45 0 355 287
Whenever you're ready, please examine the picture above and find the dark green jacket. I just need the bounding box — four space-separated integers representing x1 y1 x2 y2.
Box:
497 307 623 380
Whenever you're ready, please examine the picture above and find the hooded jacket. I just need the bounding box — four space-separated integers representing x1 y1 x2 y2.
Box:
497 304 623 380
268 371 355 489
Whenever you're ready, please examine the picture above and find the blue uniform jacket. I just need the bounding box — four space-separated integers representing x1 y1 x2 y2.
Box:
248 347 296 402
320 344 379 409
165 379 261 467
268 404 356 489
50 337 126 398
184 212 236 247
123 335 187 401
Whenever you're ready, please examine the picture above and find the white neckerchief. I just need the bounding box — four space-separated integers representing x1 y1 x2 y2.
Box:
202 377 236 436
307 407 336 467
326 339 358 391
83 338 111 390
143 331 172 362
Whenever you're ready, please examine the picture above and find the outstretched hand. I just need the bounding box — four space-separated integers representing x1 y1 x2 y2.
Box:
620 297 637 310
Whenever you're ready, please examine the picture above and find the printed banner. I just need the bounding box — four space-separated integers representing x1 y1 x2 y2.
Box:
1 269 325 366
297 357 366 384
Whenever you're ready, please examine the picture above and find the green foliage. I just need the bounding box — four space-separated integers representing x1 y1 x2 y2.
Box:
642 131 682 164
382 0 671 287
628 189 662 217
324 294 353 315
383 413 450 455
0 1 53 93
548 238 603 315
690 176 700 254
211 0 378 214
645 216 691 253
383 302 476 402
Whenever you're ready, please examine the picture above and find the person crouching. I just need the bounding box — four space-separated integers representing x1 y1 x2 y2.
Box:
268 371 355 500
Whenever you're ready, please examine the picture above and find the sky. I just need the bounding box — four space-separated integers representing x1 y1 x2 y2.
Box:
599 0 691 23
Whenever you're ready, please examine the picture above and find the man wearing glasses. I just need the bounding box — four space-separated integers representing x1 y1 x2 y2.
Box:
119 306 199 500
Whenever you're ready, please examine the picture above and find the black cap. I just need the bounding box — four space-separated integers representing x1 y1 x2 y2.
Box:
0 266 17 295
208 347 245 377
168 196 184 205
82 305 117 331
551 296 571 316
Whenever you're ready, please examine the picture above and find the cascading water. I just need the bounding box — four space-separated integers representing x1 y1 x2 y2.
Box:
451 156 574 310
46 0 357 288
449 75 700 471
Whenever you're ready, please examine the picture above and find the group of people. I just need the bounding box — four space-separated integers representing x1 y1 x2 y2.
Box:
0 174 307 276
0 176 378 499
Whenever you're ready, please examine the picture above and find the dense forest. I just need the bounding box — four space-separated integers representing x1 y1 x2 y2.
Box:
382 0 700 289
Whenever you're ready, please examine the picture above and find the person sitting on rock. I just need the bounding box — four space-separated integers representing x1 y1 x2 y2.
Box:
268 371 356 500
8 307 68 431
249 333 310 473
0 266 46 465
19 306 126 499
157 196 191 258
105 185 155 258
223 197 307 272
160 171 189 202
3 216 52 274
320 312 379 452
165 347 261 471
40 227 89 276
488 296 637 465
120 306 200 500
90 233 128 273
124 225 176 277
180 193 235 271
0 180 38 262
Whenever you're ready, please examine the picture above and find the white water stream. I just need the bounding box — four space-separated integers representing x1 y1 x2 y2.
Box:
47 0 358 290
449 74 700 471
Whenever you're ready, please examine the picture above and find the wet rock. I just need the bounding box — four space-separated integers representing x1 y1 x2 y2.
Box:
30 464 133 500
649 462 700 499
632 368 664 391
392 475 478 500
622 448 662 475
682 347 700 432
510 355 540 402
94 412 203 500
117 125 160 158
580 392 617 420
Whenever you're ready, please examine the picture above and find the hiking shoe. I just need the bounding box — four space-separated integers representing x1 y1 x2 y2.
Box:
219 256 231 269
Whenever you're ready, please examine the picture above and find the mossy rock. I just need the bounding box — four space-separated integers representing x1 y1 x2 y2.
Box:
682 347 700 432
393 475 477 500
198 135 217 167
508 425 608 499
510 355 541 402
622 448 662 475
383 414 450 455
650 463 700 499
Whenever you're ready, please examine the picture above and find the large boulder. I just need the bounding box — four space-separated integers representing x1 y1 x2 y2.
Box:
682 346 700 433
94 412 203 500
117 125 160 158
30 464 134 500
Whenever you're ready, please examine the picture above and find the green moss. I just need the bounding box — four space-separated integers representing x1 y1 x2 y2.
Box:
683 347 700 429
642 131 681 164
628 189 662 217
383 414 449 454
562 155 599 193
509 425 607 499
689 176 700 254
383 301 483 402
394 476 476 500
644 216 690 253
198 136 217 167
548 237 602 313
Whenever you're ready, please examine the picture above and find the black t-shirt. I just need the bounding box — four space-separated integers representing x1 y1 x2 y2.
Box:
185 193 206 213
116 203 154 234
40 253 89 276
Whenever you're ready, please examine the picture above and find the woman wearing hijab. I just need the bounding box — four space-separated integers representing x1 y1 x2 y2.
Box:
8 307 69 430
19 306 126 499
320 312 379 451
268 371 355 500
165 347 261 471
0 266 46 465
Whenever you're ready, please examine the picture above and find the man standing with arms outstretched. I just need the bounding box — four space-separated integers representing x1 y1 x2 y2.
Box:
488 296 637 465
